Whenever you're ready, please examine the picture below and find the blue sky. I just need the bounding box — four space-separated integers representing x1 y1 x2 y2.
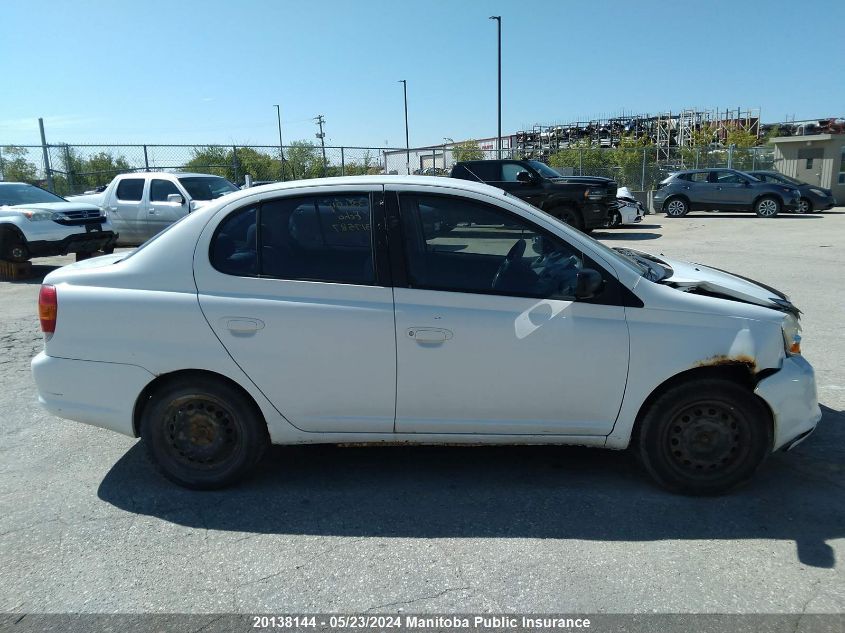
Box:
2 0 843 148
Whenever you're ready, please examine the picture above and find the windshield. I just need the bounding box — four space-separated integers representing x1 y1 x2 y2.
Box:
177 176 238 201
527 160 564 179
0 183 66 206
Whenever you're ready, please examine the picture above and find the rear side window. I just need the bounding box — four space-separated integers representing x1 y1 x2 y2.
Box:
210 194 375 285
454 162 499 182
116 178 144 201
150 179 181 202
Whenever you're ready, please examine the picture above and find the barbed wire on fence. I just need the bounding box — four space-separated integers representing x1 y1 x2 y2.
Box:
0 142 777 196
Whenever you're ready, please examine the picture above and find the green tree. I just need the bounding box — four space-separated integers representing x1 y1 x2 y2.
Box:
83 151 131 187
185 146 231 178
344 150 381 176
283 141 325 180
233 147 281 182
610 134 652 189
451 140 483 162
0 146 39 183
549 140 614 176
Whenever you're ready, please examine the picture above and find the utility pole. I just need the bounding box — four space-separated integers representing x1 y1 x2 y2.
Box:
274 104 287 181
315 114 327 177
38 117 55 192
489 16 502 158
399 80 410 174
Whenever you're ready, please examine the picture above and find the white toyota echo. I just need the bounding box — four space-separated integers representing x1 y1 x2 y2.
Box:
31 176 821 494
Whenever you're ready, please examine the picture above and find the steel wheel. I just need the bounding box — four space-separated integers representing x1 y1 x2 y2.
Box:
796 198 812 214
664 402 750 477
665 198 688 217
162 395 239 469
636 379 772 495
141 376 268 489
755 196 780 217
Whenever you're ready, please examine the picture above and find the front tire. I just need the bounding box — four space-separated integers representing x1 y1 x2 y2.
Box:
796 198 812 214
664 197 689 217
636 379 772 495
754 196 781 217
141 376 269 489
608 210 622 227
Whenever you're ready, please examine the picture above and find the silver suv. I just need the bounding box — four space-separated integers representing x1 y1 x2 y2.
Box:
0 182 117 262
653 169 800 218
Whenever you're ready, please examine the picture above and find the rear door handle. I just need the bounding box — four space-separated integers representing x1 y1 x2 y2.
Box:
224 318 265 333
407 327 453 343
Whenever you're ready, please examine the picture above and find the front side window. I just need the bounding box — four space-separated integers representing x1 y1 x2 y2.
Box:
115 178 144 201
501 162 532 182
399 193 584 299
150 179 181 202
210 193 375 285
713 171 746 184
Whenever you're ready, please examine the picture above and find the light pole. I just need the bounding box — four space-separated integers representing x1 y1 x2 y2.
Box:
489 16 502 158
399 79 410 174
274 105 286 181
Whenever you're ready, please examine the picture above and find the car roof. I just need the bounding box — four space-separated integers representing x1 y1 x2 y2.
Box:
216 175 509 203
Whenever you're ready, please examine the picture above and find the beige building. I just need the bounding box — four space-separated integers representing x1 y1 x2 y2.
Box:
770 134 845 202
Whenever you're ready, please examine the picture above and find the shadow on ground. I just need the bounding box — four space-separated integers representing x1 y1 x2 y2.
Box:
99 406 844 569
591 226 662 240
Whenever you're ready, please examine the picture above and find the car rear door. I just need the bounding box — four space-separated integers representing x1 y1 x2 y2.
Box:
386 185 629 436
193 185 397 434
108 177 147 245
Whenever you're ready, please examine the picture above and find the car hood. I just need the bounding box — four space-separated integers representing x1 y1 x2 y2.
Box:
1 201 103 213
660 254 798 316
617 248 798 316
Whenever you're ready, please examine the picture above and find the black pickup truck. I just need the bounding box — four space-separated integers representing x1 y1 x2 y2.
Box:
450 159 616 232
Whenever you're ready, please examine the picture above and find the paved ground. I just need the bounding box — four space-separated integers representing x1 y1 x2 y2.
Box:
1 209 844 615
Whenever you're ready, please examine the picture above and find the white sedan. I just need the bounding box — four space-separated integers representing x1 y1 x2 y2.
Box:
31 176 820 494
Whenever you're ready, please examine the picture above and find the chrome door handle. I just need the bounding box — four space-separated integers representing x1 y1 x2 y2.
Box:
407 327 453 343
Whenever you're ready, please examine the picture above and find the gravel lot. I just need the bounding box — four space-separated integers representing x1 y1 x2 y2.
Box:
1 208 843 615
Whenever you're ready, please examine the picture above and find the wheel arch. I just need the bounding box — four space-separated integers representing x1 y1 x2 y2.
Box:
132 368 267 438
664 193 690 207
630 364 775 445
752 192 781 209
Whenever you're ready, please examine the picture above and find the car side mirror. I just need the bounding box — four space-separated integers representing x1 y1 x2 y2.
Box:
167 193 185 205
516 170 533 184
575 268 604 299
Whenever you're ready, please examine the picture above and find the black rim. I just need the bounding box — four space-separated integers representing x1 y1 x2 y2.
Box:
161 395 240 468
662 400 752 480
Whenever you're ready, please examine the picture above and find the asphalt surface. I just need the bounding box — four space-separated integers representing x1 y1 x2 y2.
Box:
1 208 844 615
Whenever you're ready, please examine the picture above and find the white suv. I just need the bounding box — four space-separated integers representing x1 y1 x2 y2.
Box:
31 176 820 494
0 182 117 262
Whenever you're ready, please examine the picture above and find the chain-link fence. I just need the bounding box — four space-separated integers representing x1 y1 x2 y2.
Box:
385 145 778 191
1 142 778 196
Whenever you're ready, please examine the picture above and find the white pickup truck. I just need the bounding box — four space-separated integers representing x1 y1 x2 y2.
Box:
68 172 239 245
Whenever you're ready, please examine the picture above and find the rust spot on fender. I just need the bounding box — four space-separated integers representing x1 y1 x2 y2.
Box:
696 354 757 373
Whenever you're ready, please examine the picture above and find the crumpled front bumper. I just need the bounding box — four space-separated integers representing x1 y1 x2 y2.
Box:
754 354 822 451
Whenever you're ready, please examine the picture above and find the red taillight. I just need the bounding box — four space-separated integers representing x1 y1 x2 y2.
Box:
38 285 57 335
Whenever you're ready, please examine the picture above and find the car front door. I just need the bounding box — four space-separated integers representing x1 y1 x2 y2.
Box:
194 186 397 433
496 162 547 207
709 170 751 209
109 177 147 245
146 178 190 240
387 186 629 436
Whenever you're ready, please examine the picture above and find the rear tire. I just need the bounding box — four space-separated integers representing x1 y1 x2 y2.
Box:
140 376 269 490
636 379 772 495
551 206 584 231
608 210 622 227
664 197 689 217
754 196 780 217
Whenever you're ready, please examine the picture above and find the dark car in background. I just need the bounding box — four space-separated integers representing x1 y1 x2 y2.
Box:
653 168 800 218
450 159 616 232
747 171 836 214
